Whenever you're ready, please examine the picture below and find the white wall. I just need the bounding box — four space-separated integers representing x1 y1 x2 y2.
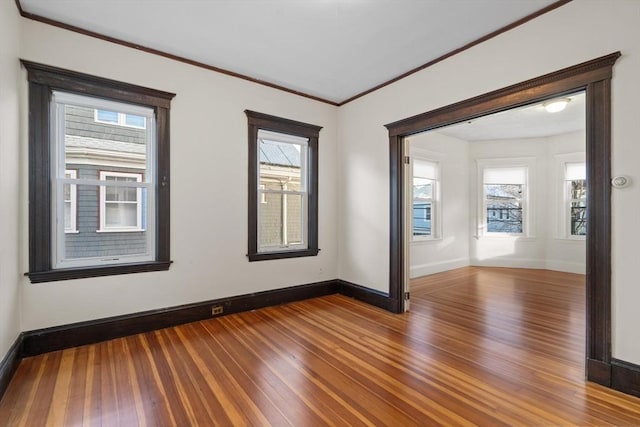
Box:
409 132 469 277
337 0 640 364
18 19 339 331
469 132 585 274
0 0 22 363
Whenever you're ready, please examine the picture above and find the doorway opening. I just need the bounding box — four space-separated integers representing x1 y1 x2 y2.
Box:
385 52 620 385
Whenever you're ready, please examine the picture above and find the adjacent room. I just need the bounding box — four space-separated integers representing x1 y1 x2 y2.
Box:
1 0 640 425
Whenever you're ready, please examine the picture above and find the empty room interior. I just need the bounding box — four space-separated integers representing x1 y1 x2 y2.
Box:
1 0 640 425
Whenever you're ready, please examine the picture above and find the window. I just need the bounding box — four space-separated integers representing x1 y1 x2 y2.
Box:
99 171 144 232
565 162 586 237
246 110 321 261
95 109 147 129
481 166 528 235
24 60 174 282
64 170 78 233
412 158 439 240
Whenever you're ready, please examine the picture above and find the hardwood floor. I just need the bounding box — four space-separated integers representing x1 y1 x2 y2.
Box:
2 267 640 425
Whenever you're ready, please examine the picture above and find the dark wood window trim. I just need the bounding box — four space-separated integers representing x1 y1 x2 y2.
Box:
385 52 621 386
22 60 175 283
245 110 321 262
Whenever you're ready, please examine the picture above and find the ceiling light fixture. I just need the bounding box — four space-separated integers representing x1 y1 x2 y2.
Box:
543 98 571 113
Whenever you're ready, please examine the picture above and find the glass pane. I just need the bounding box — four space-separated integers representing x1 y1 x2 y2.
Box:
486 184 523 233
571 201 587 236
62 184 147 260
259 138 303 187
570 179 587 200
413 201 432 236
63 182 71 201
125 114 146 128
106 203 137 227
259 192 283 248
413 178 432 199
259 193 305 250
65 105 148 176
286 194 304 245
106 185 137 202
64 201 71 230
96 109 118 123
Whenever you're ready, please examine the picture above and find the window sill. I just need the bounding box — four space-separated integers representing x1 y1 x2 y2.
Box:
554 237 586 242
26 260 172 283
64 230 79 234
248 248 319 262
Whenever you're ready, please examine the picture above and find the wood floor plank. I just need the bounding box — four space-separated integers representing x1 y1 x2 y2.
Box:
2 267 640 425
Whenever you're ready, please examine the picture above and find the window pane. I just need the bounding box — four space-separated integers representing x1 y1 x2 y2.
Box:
106 202 138 227
414 178 432 199
571 201 587 236
96 109 118 123
570 179 587 200
413 201 432 236
62 184 148 260
259 192 283 248
259 192 304 249
259 137 303 187
106 185 138 202
125 114 146 128
486 184 523 233
286 194 304 245
64 201 72 230
65 105 148 176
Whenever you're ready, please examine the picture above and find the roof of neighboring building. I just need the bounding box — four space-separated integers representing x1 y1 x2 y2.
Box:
259 139 300 168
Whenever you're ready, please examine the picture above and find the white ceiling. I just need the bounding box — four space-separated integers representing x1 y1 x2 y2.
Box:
20 0 558 104
436 92 586 141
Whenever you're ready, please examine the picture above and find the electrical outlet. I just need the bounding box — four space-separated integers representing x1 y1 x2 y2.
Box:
211 305 223 315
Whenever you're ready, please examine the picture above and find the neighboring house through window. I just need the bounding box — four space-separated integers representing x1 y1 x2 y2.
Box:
99 171 144 232
24 61 174 282
64 170 77 233
478 159 533 237
95 109 147 129
565 161 587 237
412 158 439 240
246 110 321 261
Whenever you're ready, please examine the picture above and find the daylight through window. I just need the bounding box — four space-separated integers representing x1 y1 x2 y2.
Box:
565 162 586 236
483 167 526 234
412 159 438 240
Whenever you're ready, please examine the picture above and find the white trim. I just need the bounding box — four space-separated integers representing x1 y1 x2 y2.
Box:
99 171 144 232
410 257 470 278
257 129 309 253
410 155 441 242
63 169 77 233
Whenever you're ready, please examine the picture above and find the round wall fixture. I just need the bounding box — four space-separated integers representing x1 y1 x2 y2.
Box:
611 175 631 188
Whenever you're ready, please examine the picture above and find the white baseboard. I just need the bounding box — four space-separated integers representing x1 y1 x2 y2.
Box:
545 260 586 274
470 257 585 274
410 257 470 278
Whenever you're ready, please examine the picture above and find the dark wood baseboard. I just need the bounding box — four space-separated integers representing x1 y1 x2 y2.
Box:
611 358 640 398
0 333 23 401
338 279 397 312
22 280 339 357
587 358 612 386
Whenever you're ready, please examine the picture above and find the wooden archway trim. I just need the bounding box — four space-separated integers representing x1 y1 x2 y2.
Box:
385 52 621 386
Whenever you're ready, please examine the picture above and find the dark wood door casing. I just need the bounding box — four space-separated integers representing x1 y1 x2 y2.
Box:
385 52 621 385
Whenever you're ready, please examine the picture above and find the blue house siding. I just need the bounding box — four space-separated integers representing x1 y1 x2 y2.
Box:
63 105 148 260
65 164 147 259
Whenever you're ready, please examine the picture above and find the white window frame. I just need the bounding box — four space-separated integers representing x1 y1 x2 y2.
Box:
257 130 309 253
94 109 147 129
51 91 156 269
64 169 78 233
98 171 144 232
476 158 535 238
410 154 441 242
556 153 586 240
